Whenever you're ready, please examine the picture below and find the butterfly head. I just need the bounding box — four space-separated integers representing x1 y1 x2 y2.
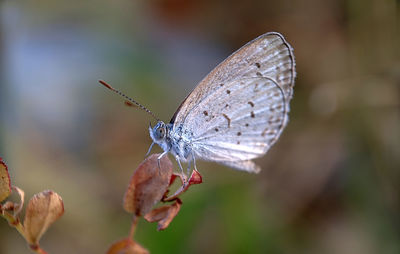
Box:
149 121 171 152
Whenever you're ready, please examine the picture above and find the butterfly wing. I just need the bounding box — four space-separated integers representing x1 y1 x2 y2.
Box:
171 32 295 173
170 32 295 124
187 77 286 170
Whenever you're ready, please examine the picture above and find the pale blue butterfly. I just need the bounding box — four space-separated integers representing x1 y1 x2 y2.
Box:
100 32 295 181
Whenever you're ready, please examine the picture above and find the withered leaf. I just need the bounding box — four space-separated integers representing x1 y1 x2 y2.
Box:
144 199 182 231
12 186 25 216
0 158 12 202
23 190 64 244
123 154 173 216
163 169 203 201
107 238 149 254
189 169 202 185
1 201 15 210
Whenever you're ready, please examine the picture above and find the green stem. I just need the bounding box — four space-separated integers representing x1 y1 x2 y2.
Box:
1 210 26 237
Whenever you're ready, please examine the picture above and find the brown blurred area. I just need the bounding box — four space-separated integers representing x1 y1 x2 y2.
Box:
0 0 399 253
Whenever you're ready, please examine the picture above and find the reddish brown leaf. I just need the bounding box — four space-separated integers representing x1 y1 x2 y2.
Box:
0 158 12 202
144 199 182 231
189 169 202 185
107 238 149 254
163 169 203 201
1 201 15 210
23 190 64 244
123 154 173 216
0 187 25 217
169 174 178 186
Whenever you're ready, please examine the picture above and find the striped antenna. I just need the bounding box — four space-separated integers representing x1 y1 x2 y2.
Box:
98 80 159 121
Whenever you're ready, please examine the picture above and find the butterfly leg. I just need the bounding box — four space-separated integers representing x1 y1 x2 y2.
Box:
175 156 188 185
157 150 169 175
145 142 155 157
186 159 192 177
192 151 199 172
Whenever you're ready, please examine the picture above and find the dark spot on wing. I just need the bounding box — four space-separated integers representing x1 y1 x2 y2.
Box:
237 132 242 136
262 129 276 137
251 111 255 118
256 72 262 77
237 141 240 145
225 104 229 108
215 128 219 132
268 117 282 125
248 101 254 107
203 111 208 116
226 90 231 94
245 123 249 127
255 62 261 68
222 114 231 128
268 116 274 124
254 83 259 92
220 83 224 87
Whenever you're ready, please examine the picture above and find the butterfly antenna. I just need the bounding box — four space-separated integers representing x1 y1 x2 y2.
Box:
98 80 160 121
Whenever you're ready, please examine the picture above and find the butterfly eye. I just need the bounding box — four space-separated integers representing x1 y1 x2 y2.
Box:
156 127 165 139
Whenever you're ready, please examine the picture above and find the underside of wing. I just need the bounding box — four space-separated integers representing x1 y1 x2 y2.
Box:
218 160 261 173
171 32 295 125
170 32 295 173
189 77 286 163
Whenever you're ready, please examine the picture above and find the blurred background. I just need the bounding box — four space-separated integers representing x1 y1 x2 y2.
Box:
0 0 399 253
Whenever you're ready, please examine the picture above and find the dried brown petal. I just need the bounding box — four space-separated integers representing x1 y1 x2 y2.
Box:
169 174 178 186
163 169 203 201
107 238 149 254
2 201 15 210
0 158 12 202
12 186 25 216
189 169 202 185
123 154 173 216
23 190 64 244
144 199 182 231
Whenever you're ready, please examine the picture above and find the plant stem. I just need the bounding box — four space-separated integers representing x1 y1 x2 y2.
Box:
30 244 48 254
1 210 26 237
128 215 138 240
2 211 48 254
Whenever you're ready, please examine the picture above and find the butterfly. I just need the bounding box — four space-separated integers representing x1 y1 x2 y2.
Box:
100 32 295 179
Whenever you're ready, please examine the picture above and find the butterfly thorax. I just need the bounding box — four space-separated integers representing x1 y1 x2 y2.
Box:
149 121 193 162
